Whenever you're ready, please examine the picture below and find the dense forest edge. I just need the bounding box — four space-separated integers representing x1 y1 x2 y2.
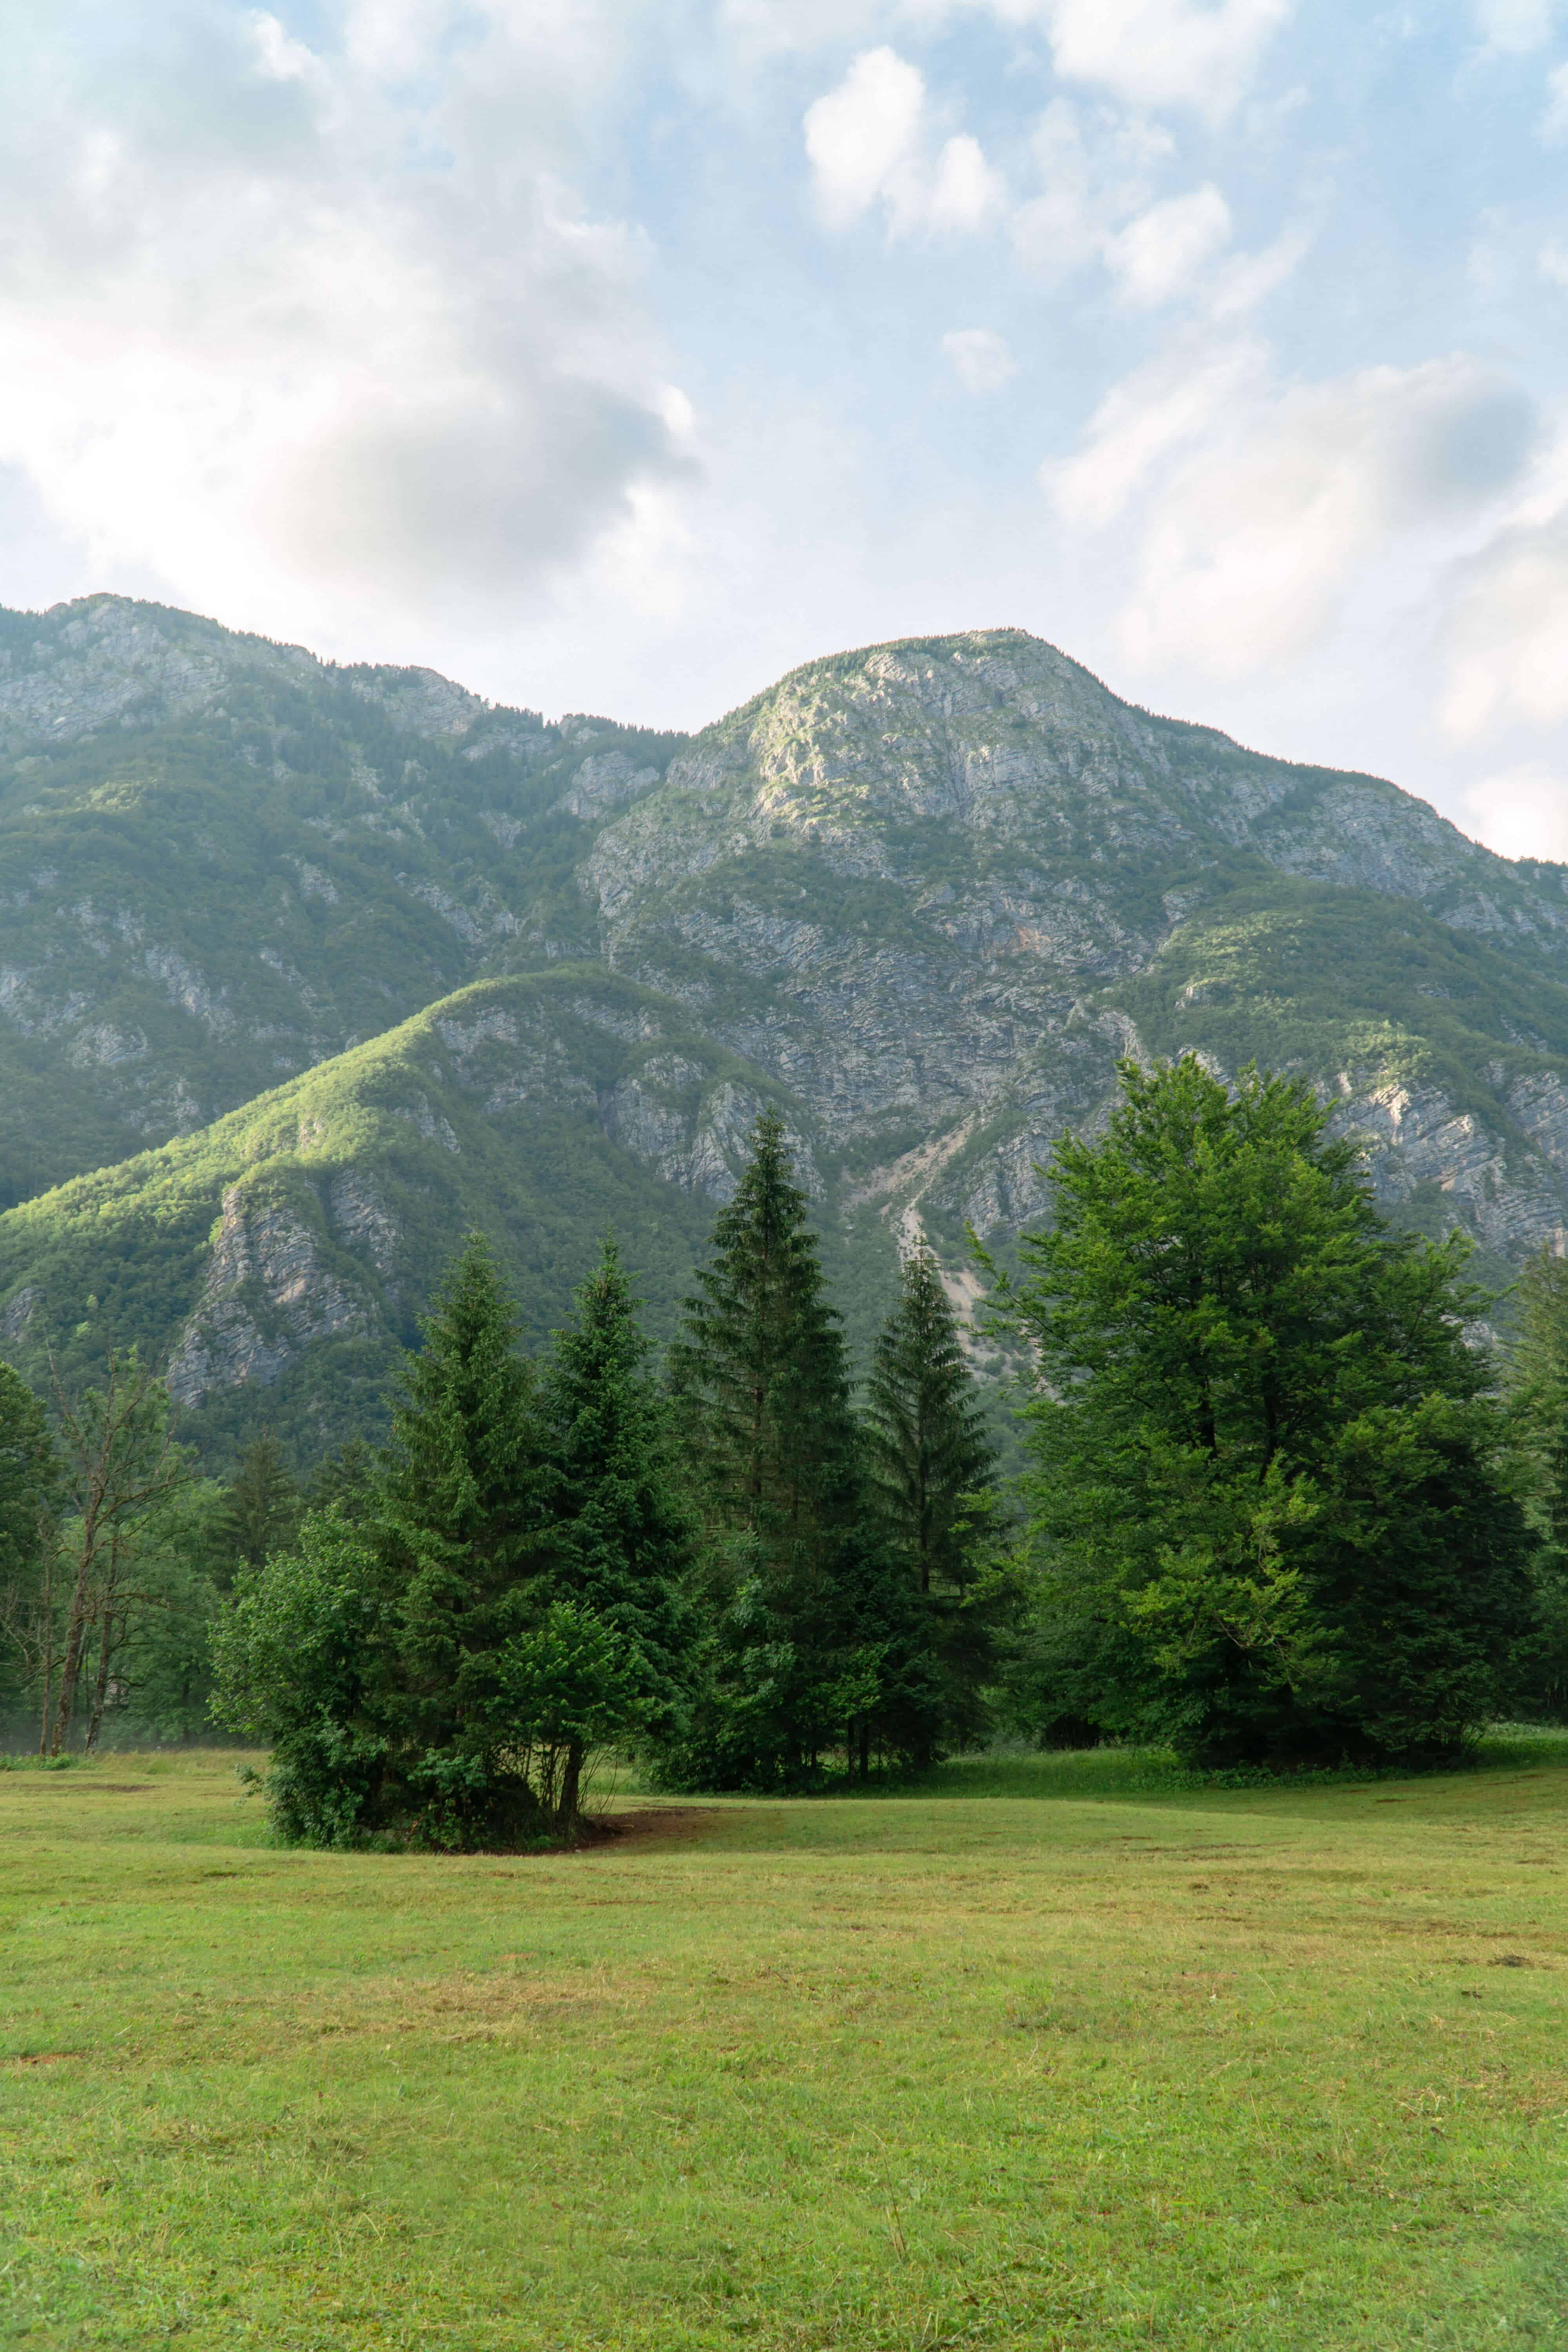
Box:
4 1057 1567 1844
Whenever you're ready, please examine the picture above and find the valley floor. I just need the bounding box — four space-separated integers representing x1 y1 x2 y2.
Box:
2 1743 1566 2350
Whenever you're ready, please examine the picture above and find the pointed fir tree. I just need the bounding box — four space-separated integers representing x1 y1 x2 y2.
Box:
664 1111 935 1786
864 1247 1012 1753
865 1249 995 1596
215 1430 301 1581
536 1239 695 1819
377 1231 548 1839
307 1436 377 1525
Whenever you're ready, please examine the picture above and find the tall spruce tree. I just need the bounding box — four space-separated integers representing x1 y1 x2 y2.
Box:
669 1110 855 1566
537 1240 695 1818
377 1232 548 1840
215 1430 301 1580
865 1249 1009 1751
866 1250 995 1594
664 1112 931 1785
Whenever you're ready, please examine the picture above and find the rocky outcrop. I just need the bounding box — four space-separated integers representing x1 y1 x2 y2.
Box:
166 1185 367 1408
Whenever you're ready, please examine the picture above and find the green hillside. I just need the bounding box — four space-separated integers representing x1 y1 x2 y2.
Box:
0 969 869 1468
0 594 679 1204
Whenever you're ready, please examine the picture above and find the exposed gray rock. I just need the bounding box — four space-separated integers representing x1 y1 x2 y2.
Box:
397 1094 461 1152
557 751 660 821
167 1184 366 1408
0 1286 40 1344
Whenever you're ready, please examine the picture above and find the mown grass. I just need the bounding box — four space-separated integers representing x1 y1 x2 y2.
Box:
2 1741 1566 2350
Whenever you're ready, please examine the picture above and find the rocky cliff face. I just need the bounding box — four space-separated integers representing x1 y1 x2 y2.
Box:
4 604 1568 1450
582 628 1568 1273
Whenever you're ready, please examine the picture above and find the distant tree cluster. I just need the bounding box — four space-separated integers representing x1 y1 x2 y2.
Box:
208 1117 1010 1842
7 1060 1568 1838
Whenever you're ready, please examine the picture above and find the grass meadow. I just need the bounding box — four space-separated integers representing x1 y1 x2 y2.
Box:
2 1740 1567 2351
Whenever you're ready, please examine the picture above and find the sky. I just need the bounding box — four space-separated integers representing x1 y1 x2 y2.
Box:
3 2 1568 858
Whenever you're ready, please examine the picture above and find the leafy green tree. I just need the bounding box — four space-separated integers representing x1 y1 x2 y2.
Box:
47 1351 187 1755
214 1430 301 1580
0 1364 59 1740
210 1505 394 1845
537 1240 694 1817
1500 1248 1568 1719
664 1112 934 1785
864 1248 1011 1751
996 1055 1531 1768
76 1477 230 1749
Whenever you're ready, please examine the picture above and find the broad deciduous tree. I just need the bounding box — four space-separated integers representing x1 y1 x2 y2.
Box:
997 1055 1530 1767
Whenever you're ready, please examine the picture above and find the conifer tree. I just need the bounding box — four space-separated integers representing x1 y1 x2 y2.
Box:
669 1109 857 1571
865 1248 1010 1751
215 1430 301 1579
866 1250 995 1595
664 1112 933 1784
215 1234 678 1844
538 1239 694 1818
377 1232 548 1840
1507 1248 1568 1544
1501 1248 1568 1719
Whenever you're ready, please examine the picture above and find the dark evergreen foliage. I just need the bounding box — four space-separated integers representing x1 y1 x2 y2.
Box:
864 1249 1014 1749
659 1113 939 1786
539 1240 694 1792
214 1432 301 1580
212 1234 692 1844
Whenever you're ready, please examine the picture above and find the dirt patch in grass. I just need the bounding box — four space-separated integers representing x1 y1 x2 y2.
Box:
578 1804 730 1852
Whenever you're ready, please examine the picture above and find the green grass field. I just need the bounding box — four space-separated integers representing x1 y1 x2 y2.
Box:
3 1743 1567 2351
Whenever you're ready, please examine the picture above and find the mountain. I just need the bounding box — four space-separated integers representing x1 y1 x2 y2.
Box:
0 968 816 1465
0 594 679 1204
4 595 1567 1463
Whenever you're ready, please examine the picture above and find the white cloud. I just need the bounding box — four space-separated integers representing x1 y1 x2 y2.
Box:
1471 0 1561 54
1209 217 1317 317
804 47 927 231
1048 345 1539 679
1038 0 1292 122
804 48 1001 236
1441 513 1568 739
0 3 690 643
1104 184 1232 307
1461 763 1568 860
1010 101 1292 316
1544 61 1568 140
1045 339 1266 525
942 327 1017 392
1543 242 1568 286
929 134 1005 231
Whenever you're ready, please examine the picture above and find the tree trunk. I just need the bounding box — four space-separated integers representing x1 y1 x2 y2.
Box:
85 1609 116 1755
858 1718 870 1783
50 1579 94 1756
558 1740 584 1832
37 1541 54 1758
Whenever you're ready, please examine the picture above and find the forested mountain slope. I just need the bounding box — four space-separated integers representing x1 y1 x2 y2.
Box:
0 595 676 1204
3 595 1567 1460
